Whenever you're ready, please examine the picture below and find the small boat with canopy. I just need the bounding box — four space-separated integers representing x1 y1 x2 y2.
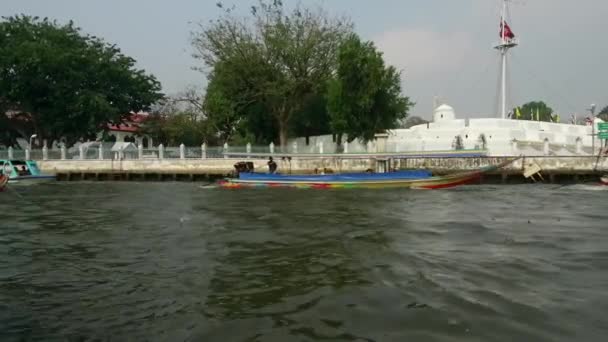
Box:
0 159 56 184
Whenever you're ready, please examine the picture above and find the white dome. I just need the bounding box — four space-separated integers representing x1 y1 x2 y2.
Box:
433 104 456 122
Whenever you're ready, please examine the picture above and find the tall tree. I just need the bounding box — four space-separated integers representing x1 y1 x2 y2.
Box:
511 101 554 122
192 0 351 146
0 15 163 146
202 59 265 143
327 34 411 143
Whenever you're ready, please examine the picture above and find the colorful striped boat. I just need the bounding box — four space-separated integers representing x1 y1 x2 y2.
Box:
219 159 517 190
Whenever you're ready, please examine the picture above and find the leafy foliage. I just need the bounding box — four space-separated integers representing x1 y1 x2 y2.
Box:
598 105 608 121
511 101 554 122
192 0 352 146
401 116 428 128
0 15 163 146
327 34 411 143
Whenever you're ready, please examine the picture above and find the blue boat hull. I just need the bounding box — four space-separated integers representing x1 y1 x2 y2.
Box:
237 170 432 182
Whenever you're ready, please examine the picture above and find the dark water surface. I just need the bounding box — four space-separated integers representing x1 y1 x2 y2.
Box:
1 182 608 341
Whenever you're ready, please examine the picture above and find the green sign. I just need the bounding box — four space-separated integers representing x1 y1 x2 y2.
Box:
599 132 608 140
598 122 608 131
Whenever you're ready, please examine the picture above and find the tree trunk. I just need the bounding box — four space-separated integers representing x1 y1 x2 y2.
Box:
279 119 288 149
336 133 344 153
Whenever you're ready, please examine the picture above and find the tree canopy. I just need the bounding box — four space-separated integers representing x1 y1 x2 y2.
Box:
0 15 163 146
511 101 555 122
598 105 608 121
192 0 352 146
327 34 411 143
192 1 412 146
402 116 429 128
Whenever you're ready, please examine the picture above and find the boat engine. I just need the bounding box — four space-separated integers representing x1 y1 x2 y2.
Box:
233 161 255 176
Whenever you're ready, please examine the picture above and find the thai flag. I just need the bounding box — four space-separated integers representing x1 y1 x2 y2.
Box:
500 20 515 39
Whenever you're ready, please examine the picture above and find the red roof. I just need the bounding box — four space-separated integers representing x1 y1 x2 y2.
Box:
107 112 149 133
107 123 140 133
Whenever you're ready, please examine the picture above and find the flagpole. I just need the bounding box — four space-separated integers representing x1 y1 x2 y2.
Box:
500 0 507 119
495 0 518 120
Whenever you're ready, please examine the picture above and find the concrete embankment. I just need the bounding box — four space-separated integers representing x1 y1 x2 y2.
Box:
36 156 608 183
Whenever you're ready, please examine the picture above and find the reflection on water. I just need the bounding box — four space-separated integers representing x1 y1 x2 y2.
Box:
1 183 608 341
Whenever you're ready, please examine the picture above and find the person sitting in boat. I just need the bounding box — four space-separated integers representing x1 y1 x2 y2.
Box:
267 157 277 174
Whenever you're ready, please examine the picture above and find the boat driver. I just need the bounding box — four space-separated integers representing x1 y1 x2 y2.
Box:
267 157 277 174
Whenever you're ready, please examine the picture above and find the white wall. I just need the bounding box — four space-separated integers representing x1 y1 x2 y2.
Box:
287 118 602 156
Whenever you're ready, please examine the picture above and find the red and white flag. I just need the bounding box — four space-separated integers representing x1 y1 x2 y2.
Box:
500 20 515 39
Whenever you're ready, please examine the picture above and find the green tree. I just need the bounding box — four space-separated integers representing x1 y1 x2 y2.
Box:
290 93 331 140
402 116 429 128
598 105 608 121
202 59 265 144
138 113 169 145
193 0 351 146
163 113 212 146
512 101 554 122
0 15 163 146
327 34 411 143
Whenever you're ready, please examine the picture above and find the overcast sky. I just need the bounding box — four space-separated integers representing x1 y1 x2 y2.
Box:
2 0 606 119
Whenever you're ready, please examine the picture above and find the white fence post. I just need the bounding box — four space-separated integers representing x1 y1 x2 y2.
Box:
158 144 164 160
292 141 298 154
79 144 85 160
344 141 349 154
319 141 324 154
367 141 373 153
25 148 30 160
180 143 185 159
269 142 275 154
99 144 104 160
201 143 207 159
246 142 251 154
42 144 48 161
60 146 66 160
138 143 143 159
543 139 550 156
7 147 13 159
223 143 229 159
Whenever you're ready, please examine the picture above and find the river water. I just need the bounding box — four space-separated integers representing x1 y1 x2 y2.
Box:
1 182 607 341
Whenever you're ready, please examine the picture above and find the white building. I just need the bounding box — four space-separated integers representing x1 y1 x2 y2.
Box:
289 0 605 157
384 104 600 156
288 104 603 156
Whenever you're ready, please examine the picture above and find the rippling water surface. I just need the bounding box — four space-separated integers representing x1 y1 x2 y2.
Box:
1 182 608 341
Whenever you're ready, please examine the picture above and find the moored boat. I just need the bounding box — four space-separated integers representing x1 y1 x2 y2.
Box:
219 159 517 190
1 159 56 184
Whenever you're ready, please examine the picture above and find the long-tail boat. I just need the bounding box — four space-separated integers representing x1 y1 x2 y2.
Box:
219 159 517 190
